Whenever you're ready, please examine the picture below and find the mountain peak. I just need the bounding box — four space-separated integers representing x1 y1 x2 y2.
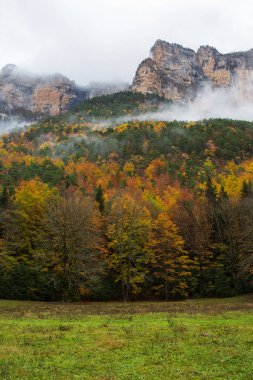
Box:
197 45 219 55
1 63 17 76
151 40 195 53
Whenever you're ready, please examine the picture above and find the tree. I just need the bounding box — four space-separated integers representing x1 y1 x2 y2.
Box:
123 162 135 177
107 193 152 301
205 176 217 204
0 179 56 299
94 185 105 213
174 198 217 296
45 190 104 300
215 198 253 293
241 180 252 198
0 185 9 208
218 185 228 201
8 179 55 263
149 213 191 300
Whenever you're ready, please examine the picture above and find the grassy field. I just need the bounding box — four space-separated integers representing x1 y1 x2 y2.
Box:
0 296 252 380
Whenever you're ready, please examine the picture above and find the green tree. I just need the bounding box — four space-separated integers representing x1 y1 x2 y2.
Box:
95 185 105 213
205 176 217 204
0 185 9 208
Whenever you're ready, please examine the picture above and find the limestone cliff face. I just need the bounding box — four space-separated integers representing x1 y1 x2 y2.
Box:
131 40 253 101
0 64 87 117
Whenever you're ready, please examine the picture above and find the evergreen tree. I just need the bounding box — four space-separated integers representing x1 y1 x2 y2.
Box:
241 180 252 198
0 185 8 207
205 176 217 204
219 185 228 201
95 185 105 213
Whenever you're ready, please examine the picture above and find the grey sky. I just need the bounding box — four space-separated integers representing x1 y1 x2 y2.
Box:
0 0 253 86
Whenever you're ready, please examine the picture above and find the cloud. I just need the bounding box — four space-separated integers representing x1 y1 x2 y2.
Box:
133 80 253 122
0 117 31 135
0 0 253 85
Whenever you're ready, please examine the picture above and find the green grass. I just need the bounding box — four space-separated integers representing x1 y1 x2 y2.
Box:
0 296 252 379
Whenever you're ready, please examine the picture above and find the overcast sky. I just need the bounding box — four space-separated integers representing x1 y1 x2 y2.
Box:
0 0 253 86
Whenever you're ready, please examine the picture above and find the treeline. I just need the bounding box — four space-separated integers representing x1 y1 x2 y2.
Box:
70 91 171 120
0 178 252 301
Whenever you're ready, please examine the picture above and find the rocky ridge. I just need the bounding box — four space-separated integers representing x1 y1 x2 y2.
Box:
0 64 88 118
131 40 253 101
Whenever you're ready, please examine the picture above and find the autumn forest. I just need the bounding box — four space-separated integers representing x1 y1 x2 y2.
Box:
0 93 253 302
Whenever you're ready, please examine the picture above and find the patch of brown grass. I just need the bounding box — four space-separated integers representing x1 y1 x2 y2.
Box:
0 294 252 318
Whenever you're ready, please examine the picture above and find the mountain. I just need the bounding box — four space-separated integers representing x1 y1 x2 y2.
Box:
0 64 89 118
0 65 129 120
131 40 253 101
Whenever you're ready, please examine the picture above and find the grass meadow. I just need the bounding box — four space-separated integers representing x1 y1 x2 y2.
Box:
0 295 252 379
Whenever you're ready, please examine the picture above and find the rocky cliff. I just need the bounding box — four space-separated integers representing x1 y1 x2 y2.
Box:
0 64 88 118
131 40 253 101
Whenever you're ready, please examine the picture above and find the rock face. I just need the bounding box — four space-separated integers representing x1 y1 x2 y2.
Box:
0 64 88 118
131 40 253 101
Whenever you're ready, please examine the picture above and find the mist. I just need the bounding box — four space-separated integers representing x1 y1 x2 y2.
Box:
0 117 31 135
86 82 253 128
131 83 253 123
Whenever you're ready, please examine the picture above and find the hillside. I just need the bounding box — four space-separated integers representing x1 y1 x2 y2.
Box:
54 91 171 123
0 95 253 301
2 116 253 184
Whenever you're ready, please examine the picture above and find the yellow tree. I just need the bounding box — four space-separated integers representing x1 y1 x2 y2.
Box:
123 162 135 177
9 179 56 263
1 179 56 299
150 213 191 300
107 193 152 301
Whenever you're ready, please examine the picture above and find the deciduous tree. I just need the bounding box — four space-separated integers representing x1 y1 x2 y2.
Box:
107 193 151 301
149 213 191 300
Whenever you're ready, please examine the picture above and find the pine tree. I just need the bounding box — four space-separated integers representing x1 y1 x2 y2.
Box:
219 185 228 201
95 185 105 213
0 185 8 207
241 180 252 198
205 176 216 204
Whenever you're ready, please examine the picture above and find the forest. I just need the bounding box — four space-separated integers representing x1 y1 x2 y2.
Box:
0 93 253 301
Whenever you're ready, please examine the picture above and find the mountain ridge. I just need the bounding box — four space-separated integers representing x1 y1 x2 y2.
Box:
131 40 253 101
0 64 129 120
0 63 88 118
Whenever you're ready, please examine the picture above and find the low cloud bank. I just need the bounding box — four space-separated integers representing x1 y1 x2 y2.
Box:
0 116 31 135
136 83 253 122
